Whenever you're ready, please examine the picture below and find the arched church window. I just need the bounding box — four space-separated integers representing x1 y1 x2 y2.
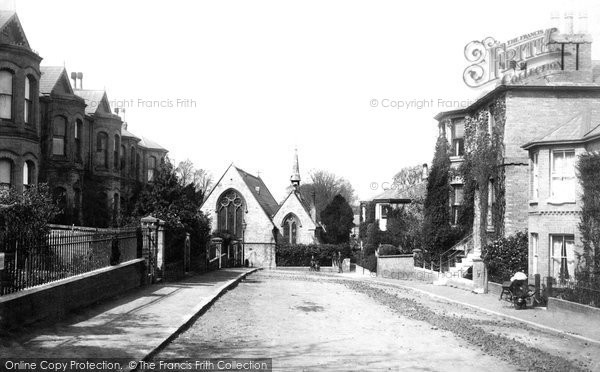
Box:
217 190 244 237
283 214 299 245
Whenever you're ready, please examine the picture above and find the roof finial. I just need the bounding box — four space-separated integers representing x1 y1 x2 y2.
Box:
290 147 300 189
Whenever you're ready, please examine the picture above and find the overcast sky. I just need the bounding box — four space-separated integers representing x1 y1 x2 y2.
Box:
13 0 600 202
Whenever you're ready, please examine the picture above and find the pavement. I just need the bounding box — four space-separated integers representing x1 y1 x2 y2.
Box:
342 271 600 345
0 268 257 370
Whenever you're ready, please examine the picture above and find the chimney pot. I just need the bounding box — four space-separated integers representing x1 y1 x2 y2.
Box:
564 11 574 34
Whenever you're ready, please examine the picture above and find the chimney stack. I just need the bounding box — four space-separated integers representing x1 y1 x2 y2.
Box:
77 72 83 90
70 72 77 89
564 10 574 34
577 11 588 34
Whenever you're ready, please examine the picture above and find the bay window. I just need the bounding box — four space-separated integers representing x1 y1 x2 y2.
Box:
52 117 67 156
0 159 11 190
24 76 33 124
551 150 575 201
0 70 12 119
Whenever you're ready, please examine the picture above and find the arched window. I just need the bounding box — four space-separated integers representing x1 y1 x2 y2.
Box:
23 160 35 188
113 135 120 170
283 213 299 245
74 119 83 161
0 158 12 191
0 70 13 120
147 156 156 182
217 190 244 237
24 75 33 124
120 145 126 171
130 147 136 177
96 132 108 167
136 152 141 180
52 117 67 156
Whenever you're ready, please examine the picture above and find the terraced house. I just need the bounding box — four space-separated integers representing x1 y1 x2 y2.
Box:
0 11 167 226
434 16 600 282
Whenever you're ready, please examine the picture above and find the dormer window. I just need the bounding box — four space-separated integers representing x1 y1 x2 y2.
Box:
0 70 13 120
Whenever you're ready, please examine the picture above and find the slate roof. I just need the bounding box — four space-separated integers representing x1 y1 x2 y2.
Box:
371 181 426 203
139 136 167 151
272 189 315 223
235 167 279 217
522 111 600 148
121 125 140 140
0 11 14 29
39 66 69 95
74 90 106 115
0 11 29 49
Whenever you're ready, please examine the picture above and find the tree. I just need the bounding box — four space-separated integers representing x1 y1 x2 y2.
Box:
422 135 456 257
392 165 423 189
176 159 213 197
0 184 59 240
131 158 211 259
298 170 356 220
381 206 422 253
577 153 600 283
320 194 354 244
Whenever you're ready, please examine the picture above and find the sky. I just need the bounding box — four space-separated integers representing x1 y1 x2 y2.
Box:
11 0 600 202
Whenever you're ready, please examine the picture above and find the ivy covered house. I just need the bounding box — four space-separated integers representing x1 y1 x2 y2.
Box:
431 21 600 282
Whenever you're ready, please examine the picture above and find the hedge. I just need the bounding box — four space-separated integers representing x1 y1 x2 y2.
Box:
482 231 528 283
276 243 353 266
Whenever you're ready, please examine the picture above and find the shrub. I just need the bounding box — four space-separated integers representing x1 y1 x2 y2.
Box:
482 231 528 283
378 244 402 256
361 254 377 272
276 243 353 267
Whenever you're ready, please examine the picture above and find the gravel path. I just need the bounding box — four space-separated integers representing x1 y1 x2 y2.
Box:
154 270 594 371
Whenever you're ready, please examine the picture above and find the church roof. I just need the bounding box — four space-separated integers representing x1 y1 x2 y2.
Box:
235 167 279 217
273 189 314 222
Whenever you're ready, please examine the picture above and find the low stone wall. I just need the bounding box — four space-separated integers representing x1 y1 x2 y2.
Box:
376 255 414 279
0 259 146 330
548 297 600 317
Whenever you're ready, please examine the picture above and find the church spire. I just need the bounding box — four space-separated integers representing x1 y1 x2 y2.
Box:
290 148 301 189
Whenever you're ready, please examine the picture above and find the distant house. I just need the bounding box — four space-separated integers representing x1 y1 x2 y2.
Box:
360 178 426 232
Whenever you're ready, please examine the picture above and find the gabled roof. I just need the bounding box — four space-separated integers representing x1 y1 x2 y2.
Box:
202 164 280 220
235 167 279 217
74 89 111 115
522 111 600 149
139 136 167 152
39 66 73 95
272 189 315 223
0 11 30 49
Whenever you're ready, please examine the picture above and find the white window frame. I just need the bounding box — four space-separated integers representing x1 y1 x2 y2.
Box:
551 149 576 201
531 233 538 275
532 152 539 200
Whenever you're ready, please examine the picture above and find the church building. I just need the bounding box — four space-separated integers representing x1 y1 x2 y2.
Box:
200 150 317 269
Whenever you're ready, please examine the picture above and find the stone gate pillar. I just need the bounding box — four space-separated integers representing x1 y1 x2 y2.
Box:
141 216 166 283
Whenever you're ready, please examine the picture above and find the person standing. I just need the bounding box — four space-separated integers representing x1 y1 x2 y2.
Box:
338 251 343 273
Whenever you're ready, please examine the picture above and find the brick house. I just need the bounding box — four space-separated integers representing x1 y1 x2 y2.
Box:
522 112 600 280
433 23 600 281
201 151 318 268
0 11 167 226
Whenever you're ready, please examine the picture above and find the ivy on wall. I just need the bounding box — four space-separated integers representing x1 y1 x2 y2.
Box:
459 96 507 248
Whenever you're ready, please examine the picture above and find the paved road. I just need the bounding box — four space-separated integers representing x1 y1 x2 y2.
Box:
156 271 521 371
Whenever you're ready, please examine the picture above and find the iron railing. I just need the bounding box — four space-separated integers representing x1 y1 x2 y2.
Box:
0 225 140 296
